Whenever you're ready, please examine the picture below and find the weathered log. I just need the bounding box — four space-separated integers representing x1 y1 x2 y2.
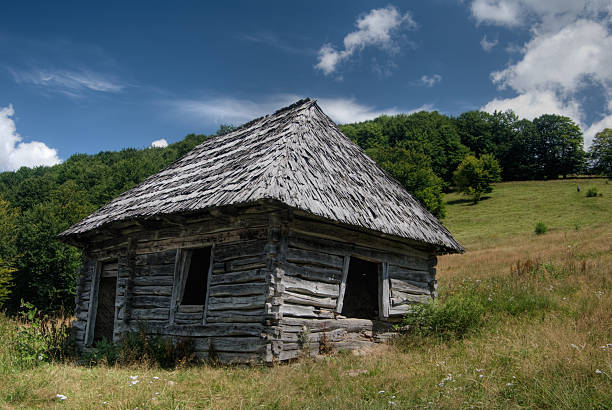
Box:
387 265 432 282
389 278 431 294
280 262 342 284
131 295 171 308
208 283 271 297
282 291 337 309
132 276 174 287
207 295 267 311
165 323 264 337
282 275 339 298
192 337 265 353
391 292 431 306
214 240 267 262
132 285 173 296
280 304 335 319
209 269 267 285
128 308 169 320
286 248 344 269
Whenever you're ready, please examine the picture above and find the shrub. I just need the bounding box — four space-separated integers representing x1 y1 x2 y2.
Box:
400 294 485 339
13 300 76 367
87 323 196 368
535 222 547 235
585 187 601 197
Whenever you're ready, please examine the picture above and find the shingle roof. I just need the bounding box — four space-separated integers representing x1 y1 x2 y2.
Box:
61 99 463 253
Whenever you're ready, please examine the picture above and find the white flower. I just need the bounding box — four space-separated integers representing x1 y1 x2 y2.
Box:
378 390 385 394
476 369 483 372
131 380 139 385
152 376 160 380
56 394 67 401
479 374 484 378
506 383 513 386
389 401 396 406
595 369 603 374
155 392 159 395
129 375 138 380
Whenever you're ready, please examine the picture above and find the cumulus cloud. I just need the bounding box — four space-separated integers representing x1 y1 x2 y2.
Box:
7 67 125 97
151 139 168 148
480 35 499 51
481 90 582 121
419 74 442 87
473 0 612 147
169 94 428 126
315 6 416 75
0 104 61 171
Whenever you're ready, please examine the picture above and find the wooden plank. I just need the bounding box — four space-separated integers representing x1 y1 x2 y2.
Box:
380 262 390 319
132 286 172 296
129 308 169 320
214 240 267 262
280 318 374 333
84 260 102 346
178 305 203 313
391 292 431 306
209 269 267 285
280 262 342 284
131 295 171 308
168 248 181 324
203 243 215 325
132 276 174 287
389 278 430 295
165 323 264 337
283 275 339 298
280 304 335 319
335 256 350 313
387 265 432 282
208 282 270 297
283 291 336 309
193 337 265 353
286 248 344 269
207 295 266 311
134 250 177 265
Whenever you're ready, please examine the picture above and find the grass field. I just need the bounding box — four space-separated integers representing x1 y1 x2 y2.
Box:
1 178 611 409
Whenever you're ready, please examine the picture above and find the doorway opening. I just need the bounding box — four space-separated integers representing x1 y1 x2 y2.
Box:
181 247 212 306
341 257 380 319
93 261 118 344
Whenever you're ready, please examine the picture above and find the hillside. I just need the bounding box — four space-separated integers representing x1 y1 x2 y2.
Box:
1 179 610 408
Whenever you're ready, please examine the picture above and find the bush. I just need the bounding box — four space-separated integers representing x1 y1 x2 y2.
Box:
400 294 485 339
535 222 547 235
585 187 601 197
87 323 196 368
13 300 76 366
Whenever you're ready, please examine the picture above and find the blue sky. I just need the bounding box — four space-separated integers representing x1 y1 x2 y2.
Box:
1 1 612 171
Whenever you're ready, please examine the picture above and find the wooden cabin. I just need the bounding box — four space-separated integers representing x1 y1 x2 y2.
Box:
60 99 463 363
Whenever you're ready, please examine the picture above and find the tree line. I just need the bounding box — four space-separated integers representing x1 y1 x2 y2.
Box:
0 109 609 314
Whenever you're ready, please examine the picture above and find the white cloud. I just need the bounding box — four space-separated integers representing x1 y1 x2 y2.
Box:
471 0 522 26
0 104 61 171
470 0 612 28
315 6 416 75
8 67 125 97
481 90 582 122
480 35 499 51
419 74 442 87
151 138 168 148
584 114 612 146
169 94 429 126
491 20 612 95
474 1 612 147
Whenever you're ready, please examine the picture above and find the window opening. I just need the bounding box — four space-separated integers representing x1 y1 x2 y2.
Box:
341 257 380 319
181 247 212 305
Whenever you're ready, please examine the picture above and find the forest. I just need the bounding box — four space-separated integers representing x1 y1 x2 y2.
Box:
0 108 606 314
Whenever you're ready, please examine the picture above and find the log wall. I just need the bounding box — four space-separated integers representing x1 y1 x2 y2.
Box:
72 205 439 363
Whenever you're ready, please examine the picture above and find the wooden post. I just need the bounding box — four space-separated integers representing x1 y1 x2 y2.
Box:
379 261 390 319
84 260 102 346
202 244 215 324
169 248 182 324
335 256 351 313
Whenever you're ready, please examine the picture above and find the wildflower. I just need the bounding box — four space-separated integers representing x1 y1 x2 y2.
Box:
389 401 396 406
155 392 160 395
129 375 138 380
595 369 602 374
378 391 385 394
479 374 484 378
506 383 513 387
152 376 160 380
56 394 67 401
131 380 139 385
476 369 483 373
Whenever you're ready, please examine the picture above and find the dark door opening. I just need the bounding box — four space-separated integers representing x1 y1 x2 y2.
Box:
93 261 117 343
181 247 212 305
341 257 380 319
